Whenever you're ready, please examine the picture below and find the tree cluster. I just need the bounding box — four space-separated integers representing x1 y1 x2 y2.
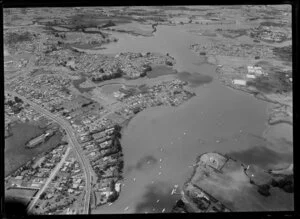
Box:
5 32 32 46
91 68 123 82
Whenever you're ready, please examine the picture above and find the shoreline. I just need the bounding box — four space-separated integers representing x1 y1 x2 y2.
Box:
176 151 293 212
198 53 292 134
92 81 197 211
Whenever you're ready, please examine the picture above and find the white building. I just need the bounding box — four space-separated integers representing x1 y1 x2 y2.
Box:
247 66 264 75
15 176 23 180
31 183 41 188
88 151 96 157
115 182 121 192
232 79 246 86
246 74 256 79
247 66 255 74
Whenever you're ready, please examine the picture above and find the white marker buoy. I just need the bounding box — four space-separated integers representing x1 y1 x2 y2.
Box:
159 159 162 162
159 166 162 169
133 178 136 182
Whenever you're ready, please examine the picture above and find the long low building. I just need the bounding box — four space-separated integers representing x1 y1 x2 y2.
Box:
232 79 246 86
26 134 46 148
246 74 256 79
26 129 55 148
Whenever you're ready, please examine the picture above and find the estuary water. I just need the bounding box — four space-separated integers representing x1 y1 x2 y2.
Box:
5 122 63 177
92 24 292 213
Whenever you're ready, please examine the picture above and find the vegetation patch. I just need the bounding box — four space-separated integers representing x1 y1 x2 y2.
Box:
216 29 248 38
5 32 33 47
68 14 131 30
146 65 177 78
247 71 292 94
273 45 292 62
260 21 286 27
177 71 213 87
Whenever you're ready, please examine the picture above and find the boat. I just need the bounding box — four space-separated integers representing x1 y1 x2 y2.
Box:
156 200 160 203
133 178 136 181
162 208 166 213
124 206 129 211
158 172 162 175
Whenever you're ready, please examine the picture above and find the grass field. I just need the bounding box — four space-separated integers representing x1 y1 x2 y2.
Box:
6 188 38 206
191 157 293 211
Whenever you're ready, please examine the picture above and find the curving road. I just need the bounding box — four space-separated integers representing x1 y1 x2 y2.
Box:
7 91 92 214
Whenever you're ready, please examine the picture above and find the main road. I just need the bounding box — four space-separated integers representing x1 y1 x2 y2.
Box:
7 91 92 214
